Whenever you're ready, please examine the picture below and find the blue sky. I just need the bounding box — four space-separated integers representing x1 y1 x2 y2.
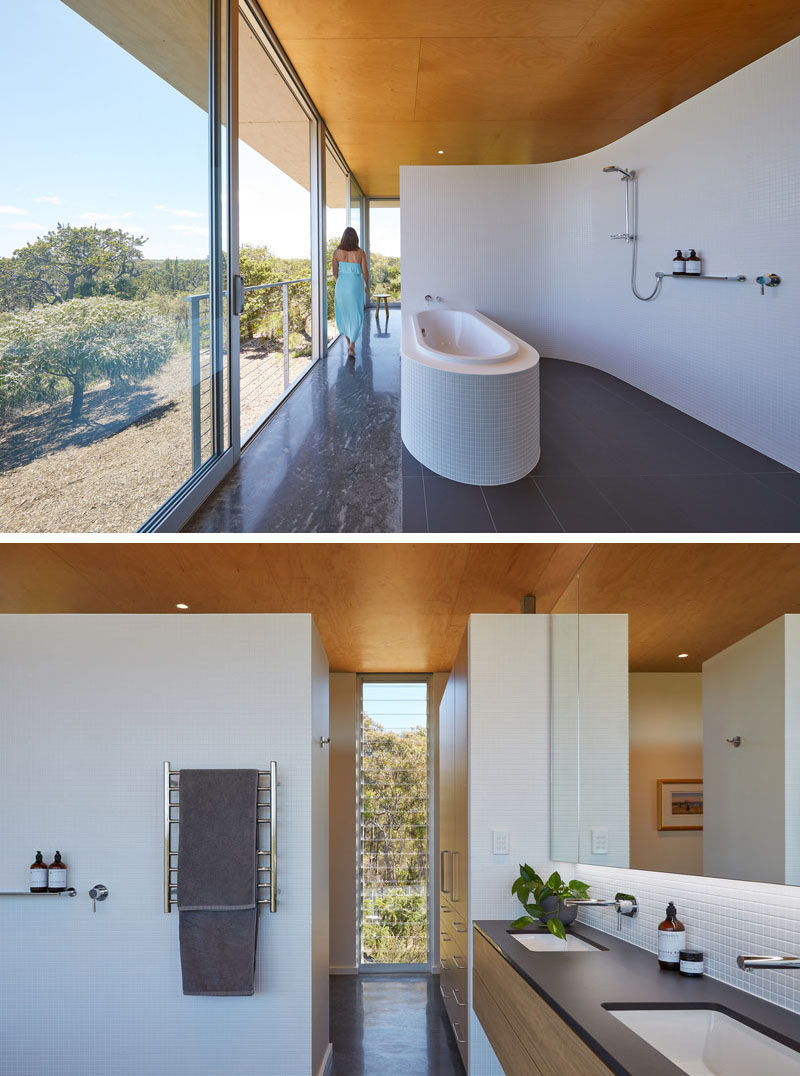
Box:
362 682 428 732
1 1 399 262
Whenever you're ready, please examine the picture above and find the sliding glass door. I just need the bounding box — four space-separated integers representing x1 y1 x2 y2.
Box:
0 0 231 533
358 677 431 970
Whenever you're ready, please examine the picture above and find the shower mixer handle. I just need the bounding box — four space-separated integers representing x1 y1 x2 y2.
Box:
610 233 635 242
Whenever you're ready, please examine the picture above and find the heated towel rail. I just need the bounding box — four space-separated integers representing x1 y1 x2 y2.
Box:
163 761 277 914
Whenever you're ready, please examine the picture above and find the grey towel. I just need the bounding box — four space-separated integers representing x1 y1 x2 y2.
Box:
177 769 260 996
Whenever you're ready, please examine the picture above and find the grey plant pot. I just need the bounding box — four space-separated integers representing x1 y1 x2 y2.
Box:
539 895 578 929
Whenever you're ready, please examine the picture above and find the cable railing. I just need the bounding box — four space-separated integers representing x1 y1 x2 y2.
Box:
185 277 312 467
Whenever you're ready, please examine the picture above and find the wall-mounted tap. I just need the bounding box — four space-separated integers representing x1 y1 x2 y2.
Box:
737 954 800 971
424 294 433 304
564 892 638 929
435 296 445 304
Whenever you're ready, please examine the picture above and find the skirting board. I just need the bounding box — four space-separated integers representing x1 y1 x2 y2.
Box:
317 1043 333 1076
330 965 358 975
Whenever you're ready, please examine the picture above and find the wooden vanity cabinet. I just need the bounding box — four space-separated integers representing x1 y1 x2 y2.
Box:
473 929 615 1076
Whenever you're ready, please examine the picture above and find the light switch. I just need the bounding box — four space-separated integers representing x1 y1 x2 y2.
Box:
492 828 509 855
591 828 609 855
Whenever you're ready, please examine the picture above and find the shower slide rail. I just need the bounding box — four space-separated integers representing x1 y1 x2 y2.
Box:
163 761 277 914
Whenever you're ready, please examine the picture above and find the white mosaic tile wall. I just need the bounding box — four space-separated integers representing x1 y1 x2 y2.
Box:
401 35 800 471
400 354 540 484
556 862 800 1016
0 614 328 1076
466 615 552 1076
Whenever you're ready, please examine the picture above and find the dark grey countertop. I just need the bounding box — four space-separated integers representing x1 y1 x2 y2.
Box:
474 920 800 1076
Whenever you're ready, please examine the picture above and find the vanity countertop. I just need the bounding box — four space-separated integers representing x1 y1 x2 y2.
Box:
474 919 800 1076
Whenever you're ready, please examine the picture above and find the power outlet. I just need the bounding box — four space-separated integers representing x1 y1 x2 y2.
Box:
591 828 609 855
492 828 510 855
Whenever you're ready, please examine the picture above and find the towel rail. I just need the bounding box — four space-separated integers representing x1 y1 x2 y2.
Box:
163 761 277 914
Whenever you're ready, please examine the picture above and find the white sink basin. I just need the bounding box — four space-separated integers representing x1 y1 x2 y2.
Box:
511 932 601 953
607 1007 800 1075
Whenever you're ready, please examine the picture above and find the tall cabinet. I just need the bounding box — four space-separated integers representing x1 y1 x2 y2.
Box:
439 630 469 1066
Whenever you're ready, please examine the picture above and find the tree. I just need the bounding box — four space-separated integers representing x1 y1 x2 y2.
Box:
0 297 174 424
7 223 145 308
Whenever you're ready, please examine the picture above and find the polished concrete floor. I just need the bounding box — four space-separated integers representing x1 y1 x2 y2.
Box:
330 974 465 1076
186 310 800 533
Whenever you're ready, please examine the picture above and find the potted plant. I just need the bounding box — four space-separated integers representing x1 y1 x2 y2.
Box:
510 865 590 940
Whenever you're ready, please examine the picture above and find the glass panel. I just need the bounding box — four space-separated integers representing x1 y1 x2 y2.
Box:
0 0 219 532
368 199 401 303
325 146 349 345
359 680 429 966
349 176 363 245
238 8 314 441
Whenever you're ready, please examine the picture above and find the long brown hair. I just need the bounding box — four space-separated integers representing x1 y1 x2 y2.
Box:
337 227 359 252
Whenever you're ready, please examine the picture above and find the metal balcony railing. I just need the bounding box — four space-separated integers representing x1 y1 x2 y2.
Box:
185 277 312 468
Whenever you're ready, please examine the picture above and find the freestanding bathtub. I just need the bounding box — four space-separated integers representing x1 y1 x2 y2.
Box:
401 307 540 485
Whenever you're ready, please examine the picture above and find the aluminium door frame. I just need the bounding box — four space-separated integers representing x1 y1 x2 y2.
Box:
356 673 434 974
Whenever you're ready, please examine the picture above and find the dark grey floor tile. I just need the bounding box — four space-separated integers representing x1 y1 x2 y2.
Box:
591 475 699 532
423 477 496 532
754 472 800 502
330 974 465 1076
528 434 584 477
482 478 563 532
402 444 423 477
402 477 428 532
660 474 800 532
653 411 792 473
534 477 631 532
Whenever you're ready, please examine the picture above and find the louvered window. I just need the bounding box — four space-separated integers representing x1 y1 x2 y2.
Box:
358 678 430 967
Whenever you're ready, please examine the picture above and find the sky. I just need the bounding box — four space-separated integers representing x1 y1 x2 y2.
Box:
1 1 400 262
362 682 428 732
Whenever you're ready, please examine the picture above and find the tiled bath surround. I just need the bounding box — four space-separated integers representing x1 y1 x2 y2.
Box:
556 862 800 1015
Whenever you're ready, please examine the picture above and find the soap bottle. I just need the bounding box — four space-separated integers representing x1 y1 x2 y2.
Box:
48 851 67 893
30 851 48 893
685 249 702 275
657 901 686 970
672 249 685 275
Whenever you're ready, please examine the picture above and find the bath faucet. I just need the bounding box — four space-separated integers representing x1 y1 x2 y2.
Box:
435 296 445 303
737 954 800 971
424 294 433 303
564 892 638 929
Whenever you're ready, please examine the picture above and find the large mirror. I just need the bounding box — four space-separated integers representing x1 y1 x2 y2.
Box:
550 545 800 886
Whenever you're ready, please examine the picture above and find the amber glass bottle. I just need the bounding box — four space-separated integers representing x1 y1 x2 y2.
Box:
30 851 48 893
657 901 686 970
47 851 67 893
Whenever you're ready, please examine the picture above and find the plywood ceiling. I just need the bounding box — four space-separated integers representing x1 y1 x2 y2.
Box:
261 0 800 195
1 543 798 673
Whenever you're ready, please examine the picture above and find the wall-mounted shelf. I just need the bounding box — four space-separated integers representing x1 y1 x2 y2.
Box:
0 888 77 897
657 272 747 282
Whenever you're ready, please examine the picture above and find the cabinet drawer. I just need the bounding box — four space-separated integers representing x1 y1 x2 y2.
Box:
473 929 613 1076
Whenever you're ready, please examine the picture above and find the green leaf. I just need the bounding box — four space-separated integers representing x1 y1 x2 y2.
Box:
510 915 534 930
519 863 536 884
547 917 567 941
538 886 553 901
524 903 544 918
511 877 522 896
545 871 563 892
568 880 590 896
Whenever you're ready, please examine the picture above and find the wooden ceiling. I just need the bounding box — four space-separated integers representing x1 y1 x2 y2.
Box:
261 0 800 195
1 543 798 673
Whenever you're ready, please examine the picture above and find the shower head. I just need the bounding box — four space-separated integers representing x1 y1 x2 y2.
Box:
603 165 634 179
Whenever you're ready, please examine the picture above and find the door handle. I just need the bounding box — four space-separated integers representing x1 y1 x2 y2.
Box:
453 988 465 1007
232 274 245 316
440 850 449 893
453 1022 467 1044
452 955 465 969
451 850 459 902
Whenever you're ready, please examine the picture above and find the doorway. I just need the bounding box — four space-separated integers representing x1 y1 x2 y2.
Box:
366 199 401 305
358 676 431 970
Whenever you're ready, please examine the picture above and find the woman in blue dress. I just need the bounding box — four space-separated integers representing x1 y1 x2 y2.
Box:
332 227 369 358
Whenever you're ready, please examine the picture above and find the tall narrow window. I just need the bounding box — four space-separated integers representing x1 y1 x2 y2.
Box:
367 199 400 304
359 678 430 968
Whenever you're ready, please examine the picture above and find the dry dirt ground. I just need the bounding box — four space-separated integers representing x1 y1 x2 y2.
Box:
0 342 312 533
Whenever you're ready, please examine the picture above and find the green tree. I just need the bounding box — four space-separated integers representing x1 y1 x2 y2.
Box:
6 223 145 308
0 297 174 424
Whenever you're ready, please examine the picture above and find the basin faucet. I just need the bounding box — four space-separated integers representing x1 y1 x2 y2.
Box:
435 296 445 304
737 954 800 971
564 892 638 929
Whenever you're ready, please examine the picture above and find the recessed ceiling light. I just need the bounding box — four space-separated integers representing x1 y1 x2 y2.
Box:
175 603 190 610
677 652 689 658
437 149 444 155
